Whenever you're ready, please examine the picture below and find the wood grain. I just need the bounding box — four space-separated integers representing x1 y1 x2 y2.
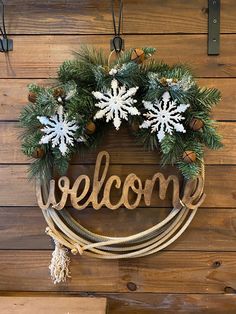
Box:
0 207 50 250
0 79 234 121
199 78 236 120
0 292 236 314
0 164 235 207
0 207 235 252
0 35 235 78
124 0 236 34
0 296 107 314
0 2 235 311
0 122 232 165
4 0 236 35
107 293 236 314
0 250 235 293
0 79 53 120
5 0 116 35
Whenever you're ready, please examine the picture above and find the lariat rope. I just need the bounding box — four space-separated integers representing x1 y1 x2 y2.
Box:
39 164 205 283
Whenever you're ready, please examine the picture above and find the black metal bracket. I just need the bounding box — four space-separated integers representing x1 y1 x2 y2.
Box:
208 0 220 55
110 36 124 52
110 0 124 52
0 38 13 52
0 0 13 53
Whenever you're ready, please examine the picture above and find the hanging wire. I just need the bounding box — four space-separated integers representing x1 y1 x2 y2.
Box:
111 0 123 53
0 0 11 52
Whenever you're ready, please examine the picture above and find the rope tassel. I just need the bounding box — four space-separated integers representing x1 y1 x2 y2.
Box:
49 239 71 284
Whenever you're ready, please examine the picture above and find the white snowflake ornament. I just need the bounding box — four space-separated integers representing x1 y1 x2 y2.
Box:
92 79 140 130
37 106 82 155
140 91 190 142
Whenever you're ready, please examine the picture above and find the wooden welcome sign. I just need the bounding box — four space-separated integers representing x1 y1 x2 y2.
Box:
36 151 205 211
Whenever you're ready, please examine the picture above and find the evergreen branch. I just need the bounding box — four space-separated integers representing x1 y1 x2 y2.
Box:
177 160 201 179
74 45 106 66
201 121 223 149
195 87 221 111
19 46 223 181
28 153 54 183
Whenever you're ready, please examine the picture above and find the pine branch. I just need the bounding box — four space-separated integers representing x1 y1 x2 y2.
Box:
141 59 169 75
177 160 201 179
74 46 106 66
201 122 223 149
28 153 54 183
195 87 221 111
19 46 223 181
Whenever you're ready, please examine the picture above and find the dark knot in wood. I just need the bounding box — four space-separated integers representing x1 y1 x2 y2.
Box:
127 282 137 291
212 260 221 268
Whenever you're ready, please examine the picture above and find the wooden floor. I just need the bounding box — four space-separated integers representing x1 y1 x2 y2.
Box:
0 1 236 313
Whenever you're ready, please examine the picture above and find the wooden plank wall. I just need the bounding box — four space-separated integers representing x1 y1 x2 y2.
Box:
0 0 236 312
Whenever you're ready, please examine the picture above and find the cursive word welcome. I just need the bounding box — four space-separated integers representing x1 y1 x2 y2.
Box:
36 151 205 211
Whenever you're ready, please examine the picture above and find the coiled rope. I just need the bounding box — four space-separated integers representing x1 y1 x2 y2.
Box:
39 163 205 283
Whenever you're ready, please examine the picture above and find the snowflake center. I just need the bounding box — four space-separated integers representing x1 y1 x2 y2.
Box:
57 122 66 134
112 97 121 107
158 110 171 122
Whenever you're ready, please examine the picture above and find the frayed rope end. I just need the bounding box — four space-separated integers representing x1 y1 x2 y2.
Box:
49 239 71 284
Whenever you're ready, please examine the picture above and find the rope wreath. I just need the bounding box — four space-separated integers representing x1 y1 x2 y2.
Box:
36 161 205 283
43 183 204 259
19 47 221 283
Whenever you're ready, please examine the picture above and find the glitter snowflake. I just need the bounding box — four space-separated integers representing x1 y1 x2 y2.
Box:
37 106 83 155
92 79 140 130
140 91 190 142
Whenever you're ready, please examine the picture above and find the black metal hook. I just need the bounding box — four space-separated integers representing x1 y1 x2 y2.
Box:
0 0 13 52
110 0 124 52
